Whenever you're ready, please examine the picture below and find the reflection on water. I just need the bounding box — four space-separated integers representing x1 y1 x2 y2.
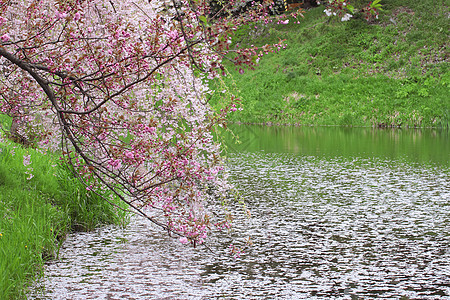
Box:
30 126 449 299
220 154 449 299
31 219 211 300
224 125 449 165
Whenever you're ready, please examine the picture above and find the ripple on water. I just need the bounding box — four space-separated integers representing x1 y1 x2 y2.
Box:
30 153 449 299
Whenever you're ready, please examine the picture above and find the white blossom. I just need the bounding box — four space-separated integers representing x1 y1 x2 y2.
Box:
341 13 353 21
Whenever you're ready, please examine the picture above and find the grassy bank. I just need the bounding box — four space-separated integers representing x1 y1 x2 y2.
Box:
212 0 449 127
0 117 128 299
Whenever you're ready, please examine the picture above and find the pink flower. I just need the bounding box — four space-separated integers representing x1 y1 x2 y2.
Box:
0 33 10 42
56 11 68 20
124 151 134 159
109 159 122 170
179 237 189 244
74 12 81 21
168 30 178 40
0 16 6 26
23 154 31 166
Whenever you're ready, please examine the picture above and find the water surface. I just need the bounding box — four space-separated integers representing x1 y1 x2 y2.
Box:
30 126 449 299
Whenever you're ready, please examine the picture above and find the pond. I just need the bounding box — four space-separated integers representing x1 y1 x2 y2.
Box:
30 125 449 299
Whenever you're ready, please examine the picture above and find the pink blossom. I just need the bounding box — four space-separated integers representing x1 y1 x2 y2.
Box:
74 12 81 21
23 154 31 166
179 237 189 244
0 34 10 42
168 30 178 40
0 16 6 26
124 151 134 159
109 158 122 170
56 11 68 20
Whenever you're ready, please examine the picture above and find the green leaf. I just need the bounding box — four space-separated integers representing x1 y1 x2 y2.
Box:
347 5 355 14
199 15 208 25
371 0 383 9
418 88 429 97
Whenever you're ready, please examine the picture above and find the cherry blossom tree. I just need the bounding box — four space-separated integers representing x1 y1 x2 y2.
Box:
0 0 284 246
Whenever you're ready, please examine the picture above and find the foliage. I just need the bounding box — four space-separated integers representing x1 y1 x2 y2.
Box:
0 0 286 246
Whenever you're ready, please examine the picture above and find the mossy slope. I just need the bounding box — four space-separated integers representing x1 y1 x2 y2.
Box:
213 0 449 127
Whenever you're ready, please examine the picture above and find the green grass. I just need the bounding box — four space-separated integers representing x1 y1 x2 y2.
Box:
0 115 128 299
211 0 449 127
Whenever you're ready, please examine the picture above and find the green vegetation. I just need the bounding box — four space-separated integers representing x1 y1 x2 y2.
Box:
0 116 128 299
212 0 449 128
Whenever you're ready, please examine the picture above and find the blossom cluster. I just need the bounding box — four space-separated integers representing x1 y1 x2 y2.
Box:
323 0 353 21
322 0 382 22
0 0 286 247
23 154 33 180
